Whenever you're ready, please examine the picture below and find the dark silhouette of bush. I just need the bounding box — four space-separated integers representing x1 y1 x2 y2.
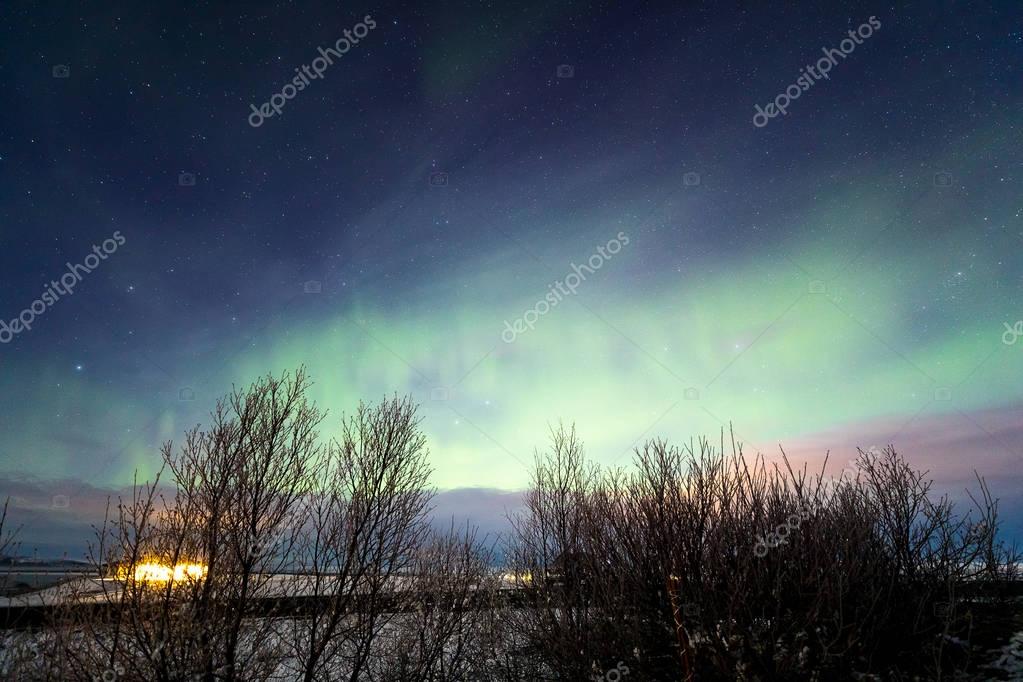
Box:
35 369 494 682
504 426 1020 681
2 376 1017 681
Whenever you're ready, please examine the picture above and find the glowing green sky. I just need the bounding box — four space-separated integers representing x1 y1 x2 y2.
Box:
1 4 1021 502
5 0 1023 561
6 152 1018 492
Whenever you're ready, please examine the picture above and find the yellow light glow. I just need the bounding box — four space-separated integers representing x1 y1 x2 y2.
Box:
502 571 532 585
127 561 208 583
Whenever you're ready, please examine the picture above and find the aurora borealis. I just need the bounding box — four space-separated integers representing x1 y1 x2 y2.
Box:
1 0 1021 556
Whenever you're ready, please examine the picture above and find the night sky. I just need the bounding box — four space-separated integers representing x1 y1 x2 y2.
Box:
1 0 1021 557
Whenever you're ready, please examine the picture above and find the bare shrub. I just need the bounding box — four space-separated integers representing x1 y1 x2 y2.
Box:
507 426 1021 681
20 379 1018 681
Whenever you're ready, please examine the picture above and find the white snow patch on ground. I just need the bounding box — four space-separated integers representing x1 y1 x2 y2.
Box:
986 630 1023 680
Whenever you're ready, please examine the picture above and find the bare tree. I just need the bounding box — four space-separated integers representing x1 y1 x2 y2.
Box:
53 367 325 682
42 376 501 682
0 497 18 561
504 424 609 680
371 523 498 681
285 395 434 682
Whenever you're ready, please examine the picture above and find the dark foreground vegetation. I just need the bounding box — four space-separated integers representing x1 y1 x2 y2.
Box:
0 368 1020 680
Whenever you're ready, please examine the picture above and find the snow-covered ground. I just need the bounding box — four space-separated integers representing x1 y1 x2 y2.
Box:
986 630 1023 679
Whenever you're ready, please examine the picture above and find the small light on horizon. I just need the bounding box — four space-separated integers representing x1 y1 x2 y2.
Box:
125 561 208 583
